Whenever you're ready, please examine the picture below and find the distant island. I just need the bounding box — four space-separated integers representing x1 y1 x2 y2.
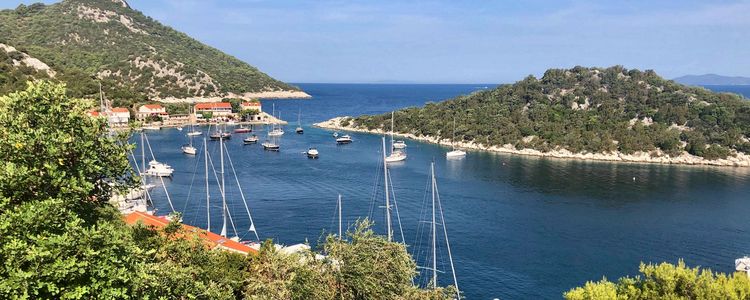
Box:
673 74 750 86
317 66 750 167
0 0 310 102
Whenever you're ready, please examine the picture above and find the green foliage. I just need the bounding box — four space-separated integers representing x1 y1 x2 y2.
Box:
351 66 750 160
0 81 452 299
565 260 750 300
0 0 300 102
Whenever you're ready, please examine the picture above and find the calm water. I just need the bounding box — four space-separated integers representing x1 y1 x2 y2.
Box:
141 83 750 299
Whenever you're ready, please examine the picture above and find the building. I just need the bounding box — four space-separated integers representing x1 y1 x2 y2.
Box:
137 104 168 120
240 102 262 113
195 102 233 117
109 107 130 125
124 211 257 255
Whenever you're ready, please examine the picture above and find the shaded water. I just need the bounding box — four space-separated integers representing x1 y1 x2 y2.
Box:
140 84 750 299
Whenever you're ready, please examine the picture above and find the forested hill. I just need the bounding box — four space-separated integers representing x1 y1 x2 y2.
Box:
349 66 750 160
0 0 304 102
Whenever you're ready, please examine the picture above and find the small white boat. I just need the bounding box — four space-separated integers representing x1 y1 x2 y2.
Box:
243 135 259 144
187 131 202 136
143 125 161 130
145 160 174 177
176 127 183 131
393 140 407 149
181 144 197 155
306 147 319 158
736 257 750 277
446 117 466 159
336 135 353 144
262 141 280 151
226 120 237 125
333 132 339 137
446 149 466 158
386 150 407 163
268 128 284 136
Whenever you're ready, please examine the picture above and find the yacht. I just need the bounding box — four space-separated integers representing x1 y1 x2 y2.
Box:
295 109 304 134
181 144 197 155
262 140 280 151
336 134 353 144
243 135 259 144
268 128 285 136
385 150 407 162
446 117 466 159
385 112 407 162
145 160 174 177
234 125 251 133
306 147 319 159
393 140 407 149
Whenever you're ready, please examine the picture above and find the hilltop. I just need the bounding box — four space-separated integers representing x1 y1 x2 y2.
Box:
674 74 750 86
0 0 309 103
318 66 750 167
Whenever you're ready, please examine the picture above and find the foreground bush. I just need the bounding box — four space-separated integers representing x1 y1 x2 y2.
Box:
565 260 750 300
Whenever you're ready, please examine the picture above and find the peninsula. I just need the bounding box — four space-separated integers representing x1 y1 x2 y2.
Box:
316 66 750 167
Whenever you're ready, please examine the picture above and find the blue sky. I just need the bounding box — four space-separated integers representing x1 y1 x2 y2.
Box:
4 0 750 83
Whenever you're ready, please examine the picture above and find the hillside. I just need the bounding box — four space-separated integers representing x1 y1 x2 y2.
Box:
0 0 309 102
674 74 750 86
322 66 750 166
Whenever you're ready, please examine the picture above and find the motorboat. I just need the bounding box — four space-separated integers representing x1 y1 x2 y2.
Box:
234 126 251 133
268 128 284 136
243 135 259 144
176 127 183 131
262 140 280 151
306 147 319 159
296 126 304 134
187 131 202 136
145 160 173 177
336 134 353 144
446 149 466 158
393 140 407 149
142 125 160 130
181 144 197 155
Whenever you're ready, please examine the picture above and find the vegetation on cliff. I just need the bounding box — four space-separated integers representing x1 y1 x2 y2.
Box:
0 0 301 102
0 81 452 299
349 66 750 160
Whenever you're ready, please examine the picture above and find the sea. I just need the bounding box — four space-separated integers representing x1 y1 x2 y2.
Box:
141 83 750 299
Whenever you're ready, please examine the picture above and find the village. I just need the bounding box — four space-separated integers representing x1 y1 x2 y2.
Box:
88 100 287 129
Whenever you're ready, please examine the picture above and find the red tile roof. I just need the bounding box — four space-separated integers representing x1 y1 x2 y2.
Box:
124 211 257 255
241 102 261 107
88 110 100 117
111 107 129 113
195 102 232 109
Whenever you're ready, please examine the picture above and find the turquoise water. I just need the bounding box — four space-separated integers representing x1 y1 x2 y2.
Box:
141 84 750 299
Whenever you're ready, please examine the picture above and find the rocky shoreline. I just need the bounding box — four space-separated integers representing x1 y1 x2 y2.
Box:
157 90 312 103
314 117 750 168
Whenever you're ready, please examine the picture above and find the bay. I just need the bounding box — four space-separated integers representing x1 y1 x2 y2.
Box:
141 83 750 299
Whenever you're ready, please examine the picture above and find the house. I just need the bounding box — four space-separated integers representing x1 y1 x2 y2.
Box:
195 102 233 117
109 107 130 125
137 104 168 120
240 102 262 113
124 211 257 255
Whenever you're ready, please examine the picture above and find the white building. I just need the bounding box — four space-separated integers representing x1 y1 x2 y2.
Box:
240 102 262 113
137 104 168 120
195 102 233 117
109 107 130 125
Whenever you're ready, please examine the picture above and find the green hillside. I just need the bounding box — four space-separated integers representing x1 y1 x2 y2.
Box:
349 66 750 160
0 0 301 102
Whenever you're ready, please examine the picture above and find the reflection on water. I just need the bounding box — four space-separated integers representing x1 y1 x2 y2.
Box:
137 84 750 299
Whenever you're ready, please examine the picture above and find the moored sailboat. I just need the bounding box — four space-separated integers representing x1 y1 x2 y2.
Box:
446 117 466 158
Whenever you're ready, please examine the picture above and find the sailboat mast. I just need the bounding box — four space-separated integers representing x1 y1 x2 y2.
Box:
431 162 437 288
382 137 392 242
391 112 396 152
204 137 210 231
220 135 227 237
338 194 342 240
452 117 456 150
140 131 145 174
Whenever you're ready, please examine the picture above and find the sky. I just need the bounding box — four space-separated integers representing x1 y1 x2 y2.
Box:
3 0 750 83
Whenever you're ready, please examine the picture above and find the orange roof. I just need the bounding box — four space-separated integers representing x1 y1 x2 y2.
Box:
88 110 100 117
111 107 129 113
241 102 261 107
142 104 164 110
124 211 257 255
195 102 232 109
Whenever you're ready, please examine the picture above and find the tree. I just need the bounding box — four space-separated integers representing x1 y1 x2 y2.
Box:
564 260 750 300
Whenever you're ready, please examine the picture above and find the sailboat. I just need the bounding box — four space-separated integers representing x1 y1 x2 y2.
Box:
202 136 260 243
446 117 466 158
378 137 405 243
182 117 198 155
268 104 285 136
418 162 461 298
140 131 174 177
385 112 406 163
262 123 280 151
210 123 231 140
295 108 304 134
187 106 202 136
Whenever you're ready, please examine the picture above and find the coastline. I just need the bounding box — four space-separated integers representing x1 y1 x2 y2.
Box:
156 90 312 103
314 117 750 168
